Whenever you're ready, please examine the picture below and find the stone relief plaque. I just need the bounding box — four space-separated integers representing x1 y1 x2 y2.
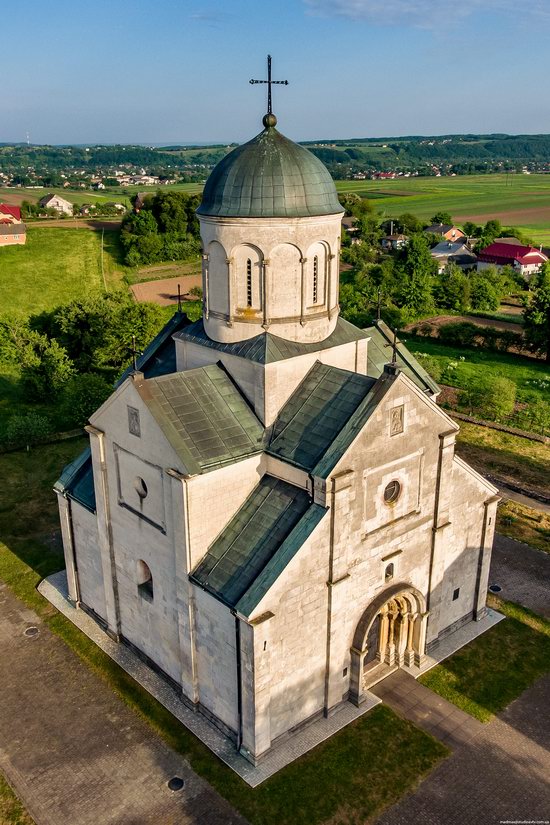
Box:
127 405 141 437
390 405 404 436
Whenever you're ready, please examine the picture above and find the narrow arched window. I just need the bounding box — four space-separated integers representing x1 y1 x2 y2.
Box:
246 259 253 307
313 256 319 304
137 559 153 601
385 563 394 582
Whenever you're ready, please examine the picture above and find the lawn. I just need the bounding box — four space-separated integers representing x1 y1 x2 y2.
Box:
496 500 550 554
0 439 448 825
0 226 123 317
0 773 34 825
419 598 550 722
455 422 550 498
0 186 132 209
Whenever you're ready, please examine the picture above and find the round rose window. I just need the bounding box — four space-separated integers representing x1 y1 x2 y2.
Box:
383 480 401 505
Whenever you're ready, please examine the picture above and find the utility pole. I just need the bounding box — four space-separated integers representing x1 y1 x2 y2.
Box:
101 227 107 291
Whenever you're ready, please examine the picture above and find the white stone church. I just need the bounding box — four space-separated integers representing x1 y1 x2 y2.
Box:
55 107 498 765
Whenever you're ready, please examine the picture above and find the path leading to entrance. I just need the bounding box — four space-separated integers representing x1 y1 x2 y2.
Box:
491 534 550 619
376 674 550 825
371 671 482 749
0 582 246 825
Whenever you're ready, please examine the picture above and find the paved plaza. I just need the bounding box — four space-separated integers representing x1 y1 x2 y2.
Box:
0 581 246 825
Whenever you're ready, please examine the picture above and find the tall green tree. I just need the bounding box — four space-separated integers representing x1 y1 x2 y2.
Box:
523 264 550 362
393 234 436 318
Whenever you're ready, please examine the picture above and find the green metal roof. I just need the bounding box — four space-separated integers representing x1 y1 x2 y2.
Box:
364 320 440 396
117 310 191 386
191 475 326 612
54 446 96 513
175 316 369 365
268 363 376 471
136 364 264 474
197 126 343 219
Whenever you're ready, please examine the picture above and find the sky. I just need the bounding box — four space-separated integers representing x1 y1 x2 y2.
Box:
3 0 550 145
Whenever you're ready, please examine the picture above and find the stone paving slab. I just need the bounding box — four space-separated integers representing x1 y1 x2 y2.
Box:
491 533 550 618
0 580 246 825
372 671 483 748
39 571 381 788
376 675 550 825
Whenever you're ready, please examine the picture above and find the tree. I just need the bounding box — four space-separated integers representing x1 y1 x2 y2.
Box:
433 263 470 312
463 221 478 237
523 264 550 362
58 373 112 428
393 234 436 318
430 211 452 225
3 413 53 447
465 375 516 420
396 213 424 235
18 332 75 400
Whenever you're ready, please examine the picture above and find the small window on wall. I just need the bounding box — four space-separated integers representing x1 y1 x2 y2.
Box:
453 587 460 601
385 563 394 582
137 560 153 601
313 256 319 304
246 258 253 307
383 480 401 505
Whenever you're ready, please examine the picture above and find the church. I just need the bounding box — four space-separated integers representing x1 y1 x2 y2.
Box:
55 84 499 766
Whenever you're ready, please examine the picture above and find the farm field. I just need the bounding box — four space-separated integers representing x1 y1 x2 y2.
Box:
0 186 132 209
335 174 550 244
3 174 550 242
0 226 128 318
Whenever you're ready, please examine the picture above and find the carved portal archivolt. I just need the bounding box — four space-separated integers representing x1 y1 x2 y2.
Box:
349 584 429 706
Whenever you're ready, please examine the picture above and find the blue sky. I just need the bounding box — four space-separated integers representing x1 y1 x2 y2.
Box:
4 0 550 144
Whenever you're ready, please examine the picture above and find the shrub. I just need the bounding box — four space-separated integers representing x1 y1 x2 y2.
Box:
58 373 113 428
464 375 516 420
3 413 53 447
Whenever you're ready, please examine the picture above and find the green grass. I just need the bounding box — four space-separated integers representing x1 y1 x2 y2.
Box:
334 174 550 244
497 500 550 554
402 336 550 408
0 227 118 317
455 422 550 498
419 598 550 722
0 440 448 825
0 186 132 209
0 773 34 825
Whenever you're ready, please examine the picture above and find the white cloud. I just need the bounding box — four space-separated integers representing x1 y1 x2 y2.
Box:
304 0 550 28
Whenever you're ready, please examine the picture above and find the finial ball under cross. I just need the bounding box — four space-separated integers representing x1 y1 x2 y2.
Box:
250 54 288 126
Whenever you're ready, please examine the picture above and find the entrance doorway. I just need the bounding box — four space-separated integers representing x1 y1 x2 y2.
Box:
349 584 428 705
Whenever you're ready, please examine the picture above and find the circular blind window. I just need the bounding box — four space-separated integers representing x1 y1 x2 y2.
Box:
134 477 148 499
383 480 401 505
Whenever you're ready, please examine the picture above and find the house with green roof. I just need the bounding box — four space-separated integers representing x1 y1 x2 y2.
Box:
55 98 498 773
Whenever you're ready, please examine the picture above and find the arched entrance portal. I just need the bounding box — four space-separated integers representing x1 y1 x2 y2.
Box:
349 583 429 706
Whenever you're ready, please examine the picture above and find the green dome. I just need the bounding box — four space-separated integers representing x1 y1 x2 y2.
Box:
197 125 343 219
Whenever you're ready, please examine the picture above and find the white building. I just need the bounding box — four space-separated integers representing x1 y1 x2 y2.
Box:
55 108 498 766
38 193 74 215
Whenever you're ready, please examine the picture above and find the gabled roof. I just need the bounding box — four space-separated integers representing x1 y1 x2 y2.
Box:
364 320 440 396
0 222 26 236
175 316 369 365
191 475 326 613
117 310 191 387
478 242 548 265
135 364 264 474
267 362 376 471
0 204 21 220
425 224 464 236
54 446 96 512
431 241 471 257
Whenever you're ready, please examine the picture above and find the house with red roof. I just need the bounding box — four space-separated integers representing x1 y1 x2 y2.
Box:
477 241 548 281
0 204 22 223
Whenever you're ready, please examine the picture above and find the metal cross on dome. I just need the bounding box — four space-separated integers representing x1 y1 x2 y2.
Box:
250 55 288 116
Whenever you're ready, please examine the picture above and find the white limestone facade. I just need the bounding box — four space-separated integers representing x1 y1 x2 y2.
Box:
200 213 342 345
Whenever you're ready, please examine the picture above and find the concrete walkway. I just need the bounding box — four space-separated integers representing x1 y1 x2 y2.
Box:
491 533 550 618
371 670 482 750
376 674 550 825
0 581 246 825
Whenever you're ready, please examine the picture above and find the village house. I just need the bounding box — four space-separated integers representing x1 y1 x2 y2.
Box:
38 193 74 215
0 204 23 223
0 223 26 246
425 223 466 243
430 241 477 273
477 241 548 281
381 233 408 251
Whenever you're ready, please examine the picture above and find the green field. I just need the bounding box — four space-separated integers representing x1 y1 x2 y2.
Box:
0 186 133 209
0 226 127 317
335 174 550 243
